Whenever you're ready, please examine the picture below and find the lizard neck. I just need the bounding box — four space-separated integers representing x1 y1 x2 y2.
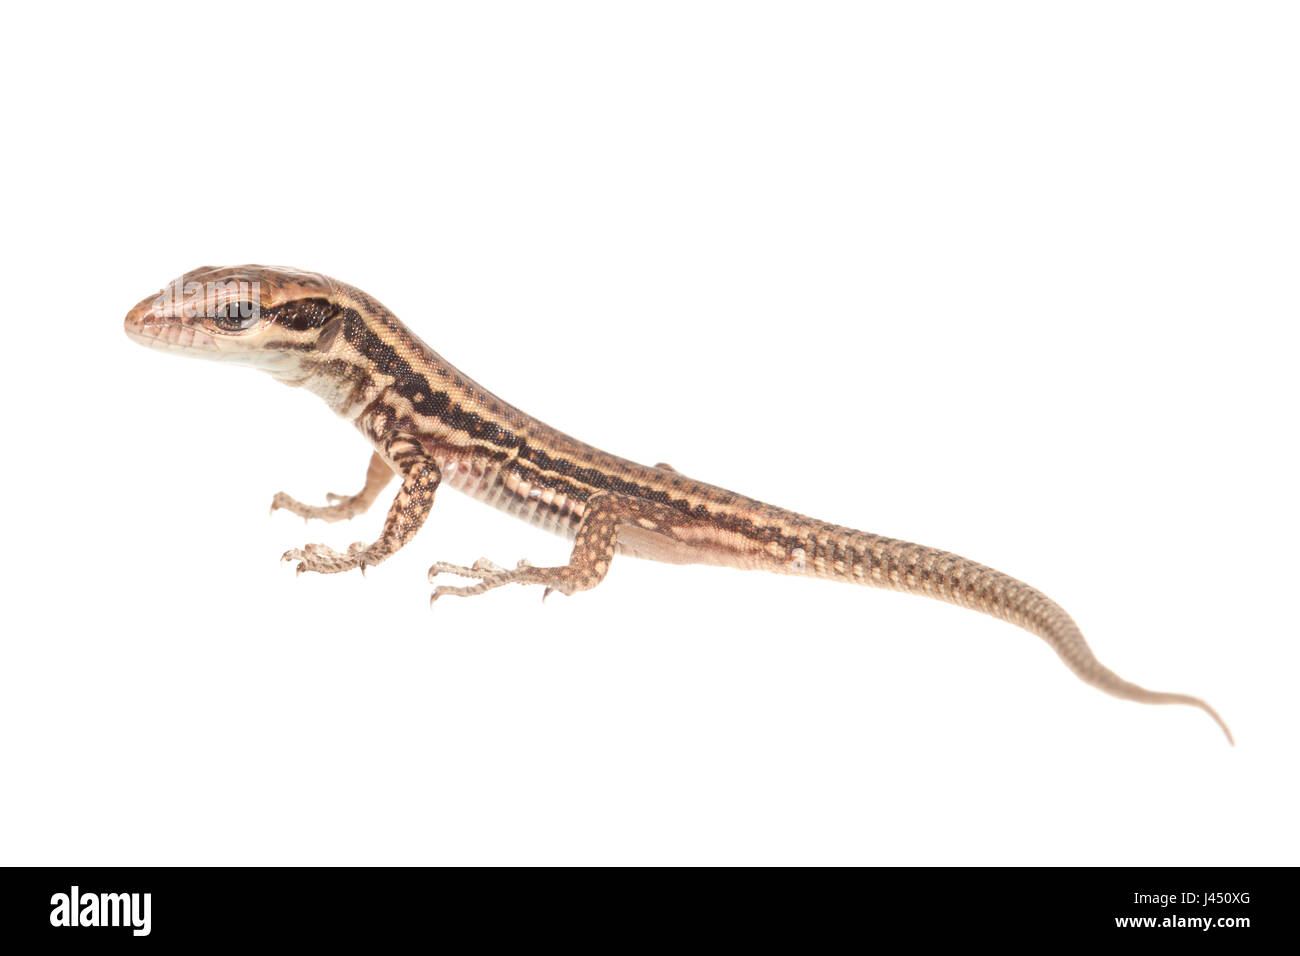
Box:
273 298 388 420
288 355 372 418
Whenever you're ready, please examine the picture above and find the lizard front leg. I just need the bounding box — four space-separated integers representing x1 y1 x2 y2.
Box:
270 451 395 522
283 436 439 575
428 491 686 603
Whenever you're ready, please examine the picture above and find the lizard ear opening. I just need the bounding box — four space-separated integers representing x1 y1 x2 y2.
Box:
276 297 341 333
315 311 345 352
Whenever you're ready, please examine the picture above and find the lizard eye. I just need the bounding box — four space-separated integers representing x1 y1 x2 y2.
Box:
210 301 261 332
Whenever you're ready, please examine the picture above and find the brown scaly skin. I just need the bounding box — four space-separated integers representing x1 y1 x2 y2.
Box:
124 265 1233 742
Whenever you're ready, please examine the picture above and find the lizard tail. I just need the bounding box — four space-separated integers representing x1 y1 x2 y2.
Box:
798 525 1233 744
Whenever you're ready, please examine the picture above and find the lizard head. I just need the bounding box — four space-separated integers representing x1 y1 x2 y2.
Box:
124 265 344 375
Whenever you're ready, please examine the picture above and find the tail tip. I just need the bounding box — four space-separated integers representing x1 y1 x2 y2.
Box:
1200 700 1234 747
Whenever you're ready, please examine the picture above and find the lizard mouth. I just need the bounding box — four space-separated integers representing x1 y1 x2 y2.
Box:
123 296 219 354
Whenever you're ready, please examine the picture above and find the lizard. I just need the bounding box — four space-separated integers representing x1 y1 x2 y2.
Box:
123 265 1232 742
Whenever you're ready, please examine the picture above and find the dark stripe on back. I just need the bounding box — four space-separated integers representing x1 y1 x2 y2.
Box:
334 304 803 550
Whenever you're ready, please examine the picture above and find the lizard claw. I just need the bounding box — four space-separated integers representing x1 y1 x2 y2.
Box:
281 548 310 577
429 561 468 582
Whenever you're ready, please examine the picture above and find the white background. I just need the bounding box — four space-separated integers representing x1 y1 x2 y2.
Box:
1 2 1295 865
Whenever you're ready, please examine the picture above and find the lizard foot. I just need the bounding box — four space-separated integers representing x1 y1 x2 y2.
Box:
271 490 371 523
427 557 577 605
282 541 374 575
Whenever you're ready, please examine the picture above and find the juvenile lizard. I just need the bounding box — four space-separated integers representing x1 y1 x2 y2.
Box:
124 265 1232 742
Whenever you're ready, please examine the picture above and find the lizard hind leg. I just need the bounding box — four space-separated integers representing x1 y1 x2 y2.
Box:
429 491 659 605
